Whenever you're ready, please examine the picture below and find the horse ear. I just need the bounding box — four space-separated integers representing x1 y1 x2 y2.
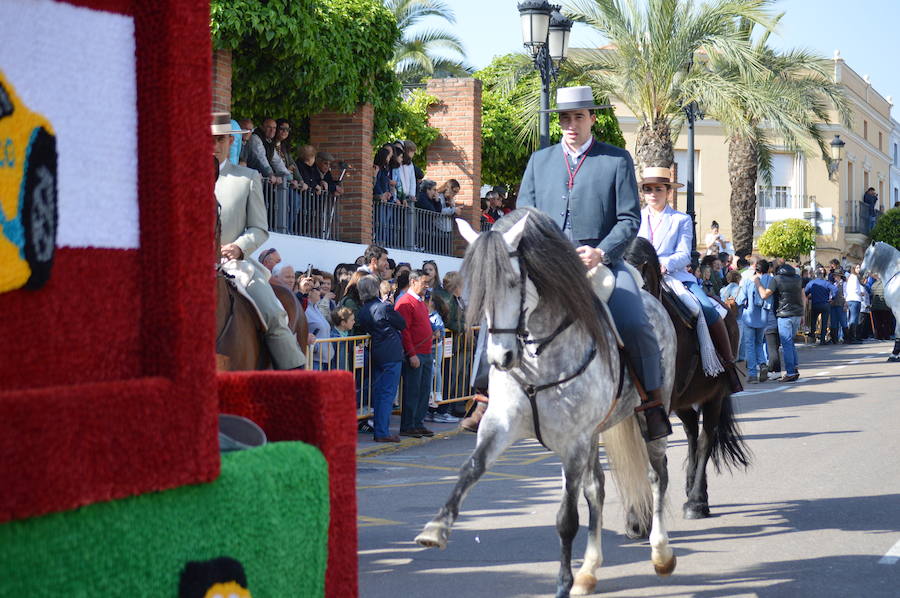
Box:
456 218 479 245
502 214 529 250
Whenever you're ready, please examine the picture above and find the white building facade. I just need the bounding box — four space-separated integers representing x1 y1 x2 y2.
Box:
890 116 900 209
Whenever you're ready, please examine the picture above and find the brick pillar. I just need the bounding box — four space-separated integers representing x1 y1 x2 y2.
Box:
309 104 374 245
424 78 482 256
211 49 232 112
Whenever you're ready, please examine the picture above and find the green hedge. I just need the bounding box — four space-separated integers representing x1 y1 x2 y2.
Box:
0 442 329 597
212 0 402 142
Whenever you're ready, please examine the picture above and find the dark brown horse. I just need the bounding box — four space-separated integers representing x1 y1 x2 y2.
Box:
214 274 309 371
626 237 750 523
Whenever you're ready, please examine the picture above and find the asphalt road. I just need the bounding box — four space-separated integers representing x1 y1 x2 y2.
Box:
357 339 900 598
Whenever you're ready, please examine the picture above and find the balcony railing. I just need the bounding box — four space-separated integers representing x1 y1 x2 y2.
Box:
846 200 882 235
372 200 454 256
261 181 338 240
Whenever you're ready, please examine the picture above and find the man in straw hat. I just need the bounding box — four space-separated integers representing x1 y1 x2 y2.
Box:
637 167 743 392
212 112 306 369
517 86 671 440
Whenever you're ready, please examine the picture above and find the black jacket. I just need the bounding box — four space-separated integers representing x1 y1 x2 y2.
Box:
358 298 406 366
768 264 804 318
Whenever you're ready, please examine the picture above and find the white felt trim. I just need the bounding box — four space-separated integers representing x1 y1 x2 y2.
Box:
0 0 138 249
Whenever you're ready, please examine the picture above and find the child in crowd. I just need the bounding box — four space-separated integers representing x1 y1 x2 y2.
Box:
330 307 356 370
425 293 457 423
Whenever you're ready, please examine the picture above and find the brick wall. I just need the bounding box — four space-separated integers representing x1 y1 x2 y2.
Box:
310 104 374 245
425 78 483 256
212 49 232 112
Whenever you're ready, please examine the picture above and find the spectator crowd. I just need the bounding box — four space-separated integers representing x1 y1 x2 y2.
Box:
692 225 894 386
259 243 471 442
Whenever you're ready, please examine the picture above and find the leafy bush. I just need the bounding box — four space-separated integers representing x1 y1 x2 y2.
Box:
870 207 900 249
757 218 816 261
211 0 402 143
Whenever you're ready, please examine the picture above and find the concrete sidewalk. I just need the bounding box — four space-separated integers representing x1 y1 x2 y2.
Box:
355 412 469 458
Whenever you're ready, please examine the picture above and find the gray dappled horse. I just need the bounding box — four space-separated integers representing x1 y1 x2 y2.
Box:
415 208 677 598
860 241 900 361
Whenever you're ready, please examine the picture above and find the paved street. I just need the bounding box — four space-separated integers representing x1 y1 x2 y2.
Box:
357 340 900 597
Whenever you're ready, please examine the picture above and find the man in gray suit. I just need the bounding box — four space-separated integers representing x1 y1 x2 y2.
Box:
517 87 670 440
212 113 305 369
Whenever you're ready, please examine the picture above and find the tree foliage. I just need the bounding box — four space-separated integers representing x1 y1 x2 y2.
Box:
375 89 441 169
211 0 402 142
757 218 815 261
870 208 900 250
476 54 625 190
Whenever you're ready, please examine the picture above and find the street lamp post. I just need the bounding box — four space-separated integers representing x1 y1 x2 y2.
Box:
827 134 845 181
517 1 572 149
683 100 704 268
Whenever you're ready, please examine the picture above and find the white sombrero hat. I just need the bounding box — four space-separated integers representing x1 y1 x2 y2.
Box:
540 86 612 113
211 112 250 136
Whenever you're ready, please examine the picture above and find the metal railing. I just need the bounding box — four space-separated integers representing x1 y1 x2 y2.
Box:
305 327 481 420
372 200 454 256
846 200 881 235
261 181 338 240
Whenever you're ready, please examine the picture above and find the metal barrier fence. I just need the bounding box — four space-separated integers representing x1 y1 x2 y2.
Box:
372 200 454 256
304 327 480 420
261 180 338 239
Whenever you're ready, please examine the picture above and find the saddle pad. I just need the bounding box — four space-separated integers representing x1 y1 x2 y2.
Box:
219 259 269 332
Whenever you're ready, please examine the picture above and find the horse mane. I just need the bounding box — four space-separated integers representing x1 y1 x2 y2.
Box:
462 207 609 359
624 237 661 298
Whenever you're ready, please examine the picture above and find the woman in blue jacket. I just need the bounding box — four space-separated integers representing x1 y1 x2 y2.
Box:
357 275 406 442
637 168 743 392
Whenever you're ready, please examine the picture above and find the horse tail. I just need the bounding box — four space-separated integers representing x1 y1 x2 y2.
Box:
601 416 653 524
709 392 752 472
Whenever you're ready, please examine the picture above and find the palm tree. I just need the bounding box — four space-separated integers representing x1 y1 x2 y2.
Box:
385 0 471 85
564 0 777 174
707 16 850 257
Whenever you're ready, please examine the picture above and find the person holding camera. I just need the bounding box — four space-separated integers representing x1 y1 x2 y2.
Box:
704 220 728 256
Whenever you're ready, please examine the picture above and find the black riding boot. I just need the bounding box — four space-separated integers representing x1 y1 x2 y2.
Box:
637 388 672 441
708 318 744 393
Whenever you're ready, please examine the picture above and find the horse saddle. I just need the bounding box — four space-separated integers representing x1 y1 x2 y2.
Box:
219 259 269 332
661 283 696 330
586 262 645 349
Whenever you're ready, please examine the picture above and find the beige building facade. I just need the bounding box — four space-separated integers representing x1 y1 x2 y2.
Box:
611 54 893 264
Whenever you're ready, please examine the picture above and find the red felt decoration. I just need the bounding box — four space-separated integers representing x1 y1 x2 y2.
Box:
218 370 358 598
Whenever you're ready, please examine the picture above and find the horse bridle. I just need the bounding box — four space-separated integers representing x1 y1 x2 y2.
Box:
487 251 573 358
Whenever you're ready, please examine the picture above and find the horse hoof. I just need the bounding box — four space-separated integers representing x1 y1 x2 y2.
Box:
683 503 710 519
654 554 677 577
570 572 597 595
415 521 449 549
887 355 900 362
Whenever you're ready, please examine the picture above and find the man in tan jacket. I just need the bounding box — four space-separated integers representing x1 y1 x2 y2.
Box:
212 112 305 369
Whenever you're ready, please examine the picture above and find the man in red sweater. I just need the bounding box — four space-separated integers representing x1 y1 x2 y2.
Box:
395 270 436 437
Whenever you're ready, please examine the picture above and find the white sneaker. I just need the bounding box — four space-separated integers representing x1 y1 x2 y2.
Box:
434 413 460 423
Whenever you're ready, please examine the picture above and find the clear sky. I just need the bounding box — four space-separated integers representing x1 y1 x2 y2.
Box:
423 0 899 113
